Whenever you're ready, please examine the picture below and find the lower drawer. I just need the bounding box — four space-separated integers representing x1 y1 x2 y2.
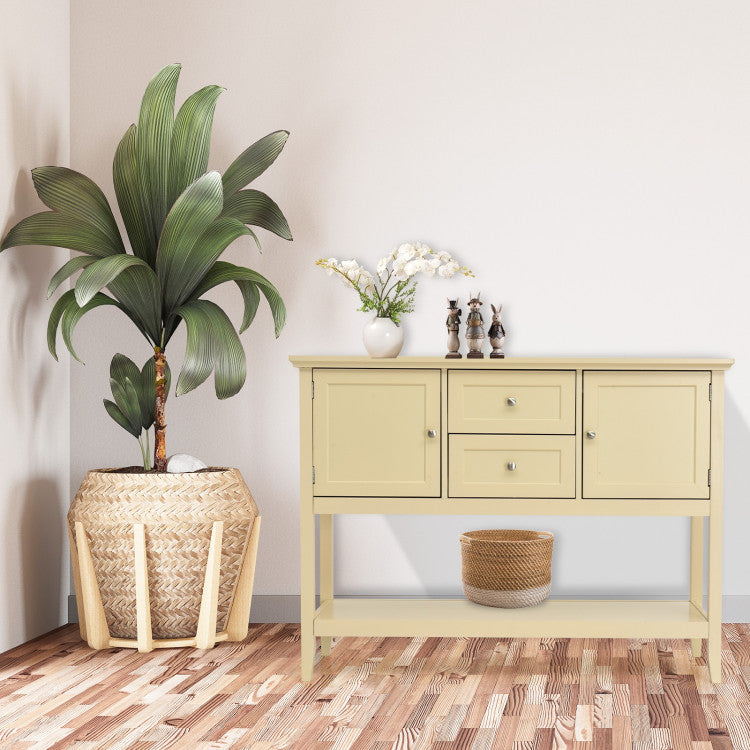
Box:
449 435 576 498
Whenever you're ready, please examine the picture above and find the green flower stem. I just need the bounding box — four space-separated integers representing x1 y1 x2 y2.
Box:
328 264 412 321
138 435 149 470
144 429 152 471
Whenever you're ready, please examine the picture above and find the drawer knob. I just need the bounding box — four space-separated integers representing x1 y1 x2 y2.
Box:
586 430 596 439
507 397 517 406
427 429 437 438
507 461 517 471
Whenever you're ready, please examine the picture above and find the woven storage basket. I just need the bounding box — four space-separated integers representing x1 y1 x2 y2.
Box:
68 468 258 640
460 529 554 608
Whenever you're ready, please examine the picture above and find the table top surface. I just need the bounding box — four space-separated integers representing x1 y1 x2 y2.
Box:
290 355 734 370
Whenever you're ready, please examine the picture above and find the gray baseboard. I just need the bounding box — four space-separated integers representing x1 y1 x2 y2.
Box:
67 593 300 625
68 593 750 626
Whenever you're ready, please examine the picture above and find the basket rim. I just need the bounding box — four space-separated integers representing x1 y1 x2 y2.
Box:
85 466 240 476
460 529 554 544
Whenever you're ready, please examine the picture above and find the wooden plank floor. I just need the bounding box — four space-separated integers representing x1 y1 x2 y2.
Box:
0 624 749 749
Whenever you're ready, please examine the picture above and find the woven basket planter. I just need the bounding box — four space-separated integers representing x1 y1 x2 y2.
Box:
67 468 260 651
460 529 554 608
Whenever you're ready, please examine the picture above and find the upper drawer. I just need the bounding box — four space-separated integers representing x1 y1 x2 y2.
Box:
448 370 576 434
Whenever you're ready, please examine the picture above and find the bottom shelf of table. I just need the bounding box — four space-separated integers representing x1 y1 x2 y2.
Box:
314 598 709 640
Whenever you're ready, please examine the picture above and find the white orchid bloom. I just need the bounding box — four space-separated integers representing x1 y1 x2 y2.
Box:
391 268 408 281
404 258 426 276
316 243 471 324
396 243 416 261
341 259 359 272
358 270 376 292
438 263 457 278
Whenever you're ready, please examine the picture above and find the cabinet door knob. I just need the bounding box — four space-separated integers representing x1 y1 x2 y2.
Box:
586 430 596 439
507 461 517 471
507 397 517 406
427 429 437 438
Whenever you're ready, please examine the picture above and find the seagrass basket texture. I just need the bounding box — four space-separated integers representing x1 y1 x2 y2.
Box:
68 468 258 639
460 529 554 608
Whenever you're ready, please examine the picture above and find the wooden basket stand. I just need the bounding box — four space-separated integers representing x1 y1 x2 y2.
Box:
68 468 261 652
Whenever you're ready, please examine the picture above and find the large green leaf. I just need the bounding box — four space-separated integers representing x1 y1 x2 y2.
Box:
191 260 284 335
110 353 142 391
109 375 143 436
173 299 246 398
110 353 145 429
104 398 141 438
74 254 155 307
114 124 153 263
107 264 162 344
221 189 292 240
61 293 123 363
2 212 123 256
233 280 260 333
47 290 76 360
31 167 124 251
222 130 289 197
168 85 224 207
69 255 162 343
166 217 252 312
108 353 171 431
156 171 223 310
47 255 98 298
136 63 181 245
47 290 120 361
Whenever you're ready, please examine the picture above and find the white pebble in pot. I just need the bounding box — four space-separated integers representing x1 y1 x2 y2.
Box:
166 454 208 473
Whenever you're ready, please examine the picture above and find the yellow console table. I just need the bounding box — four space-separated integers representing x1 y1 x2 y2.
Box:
290 356 733 682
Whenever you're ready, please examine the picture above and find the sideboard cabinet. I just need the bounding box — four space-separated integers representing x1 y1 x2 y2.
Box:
291 357 732 682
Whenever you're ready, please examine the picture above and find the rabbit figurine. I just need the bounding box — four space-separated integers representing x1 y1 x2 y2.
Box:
488 304 506 359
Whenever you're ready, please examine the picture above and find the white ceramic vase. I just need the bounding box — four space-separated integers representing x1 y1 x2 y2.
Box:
362 316 404 358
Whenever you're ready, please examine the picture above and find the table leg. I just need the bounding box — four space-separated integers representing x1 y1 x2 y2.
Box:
301 506 316 681
299 369 316 682
319 514 333 656
707 370 724 684
690 516 704 658
707 509 722 683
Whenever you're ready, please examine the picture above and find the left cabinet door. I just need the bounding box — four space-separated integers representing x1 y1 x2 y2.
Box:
313 369 441 497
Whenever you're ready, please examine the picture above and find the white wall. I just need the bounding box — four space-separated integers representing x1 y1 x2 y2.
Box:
0 0 70 650
69 1 750 607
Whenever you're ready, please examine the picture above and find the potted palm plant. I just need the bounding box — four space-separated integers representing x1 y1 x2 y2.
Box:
1 64 291 650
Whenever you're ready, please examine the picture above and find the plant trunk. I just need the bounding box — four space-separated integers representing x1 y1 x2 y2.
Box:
154 347 167 471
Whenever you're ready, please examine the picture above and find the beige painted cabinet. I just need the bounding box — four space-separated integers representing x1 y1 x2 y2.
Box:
583 371 711 499
292 356 732 684
312 369 440 497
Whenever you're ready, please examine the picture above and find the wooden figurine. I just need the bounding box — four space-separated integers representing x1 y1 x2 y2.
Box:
445 299 462 359
465 293 485 359
489 304 506 359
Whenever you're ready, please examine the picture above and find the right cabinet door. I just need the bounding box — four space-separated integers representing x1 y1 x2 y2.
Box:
583 371 711 498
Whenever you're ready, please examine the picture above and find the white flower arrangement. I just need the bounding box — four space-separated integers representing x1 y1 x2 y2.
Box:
316 242 473 324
